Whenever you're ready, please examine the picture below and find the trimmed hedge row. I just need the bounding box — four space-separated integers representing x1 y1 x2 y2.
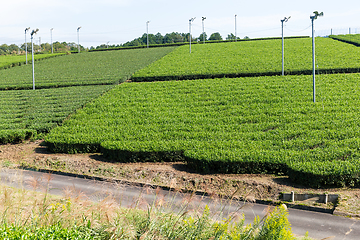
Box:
0 129 36 144
100 140 360 188
101 140 185 163
99 140 360 188
0 53 65 71
329 34 360 47
47 136 360 188
131 67 360 82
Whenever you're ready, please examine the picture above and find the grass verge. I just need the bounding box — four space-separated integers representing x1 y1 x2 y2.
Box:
0 173 311 239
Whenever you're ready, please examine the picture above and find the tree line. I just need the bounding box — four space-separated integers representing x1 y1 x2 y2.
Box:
0 42 85 55
93 32 249 49
0 32 249 54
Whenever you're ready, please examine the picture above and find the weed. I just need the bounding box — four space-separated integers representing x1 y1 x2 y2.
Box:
0 171 310 239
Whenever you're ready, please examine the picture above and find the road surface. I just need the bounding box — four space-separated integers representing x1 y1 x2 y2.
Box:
0 168 359 239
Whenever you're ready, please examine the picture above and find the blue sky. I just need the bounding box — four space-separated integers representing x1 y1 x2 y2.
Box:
1 0 360 48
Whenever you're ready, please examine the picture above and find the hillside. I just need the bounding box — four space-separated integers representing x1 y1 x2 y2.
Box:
42 36 360 188
2 36 360 189
1 36 360 217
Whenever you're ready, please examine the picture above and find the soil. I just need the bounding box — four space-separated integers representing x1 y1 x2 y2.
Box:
0 140 360 218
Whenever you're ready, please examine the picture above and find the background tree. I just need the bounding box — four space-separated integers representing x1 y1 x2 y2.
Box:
163 32 185 43
209 32 223 41
8 44 19 54
154 32 164 44
198 33 208 42
226 33 235 40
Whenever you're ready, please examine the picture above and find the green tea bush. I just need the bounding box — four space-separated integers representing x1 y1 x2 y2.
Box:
132 37 360 82
45 74 360 187
0 47 176 90
0 129 36 144
330 34 360 46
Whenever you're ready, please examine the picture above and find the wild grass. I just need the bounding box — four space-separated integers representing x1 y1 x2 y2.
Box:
0 171 311 239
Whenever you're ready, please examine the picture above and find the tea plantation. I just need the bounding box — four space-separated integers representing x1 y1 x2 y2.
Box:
45 73 360 187
0 47 176 142
3 36 360 188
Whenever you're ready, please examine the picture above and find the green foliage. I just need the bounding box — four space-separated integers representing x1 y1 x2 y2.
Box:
0 129 36 144
0 186 298 240
0 47 176 143
0 222 107 239
0 47 176 90
330 34 360 46
258 205 295 240
45 73 360 187
0 53 64 70
119 204 298 239
132 37 360 82
209 32 223 41
0 85 113 143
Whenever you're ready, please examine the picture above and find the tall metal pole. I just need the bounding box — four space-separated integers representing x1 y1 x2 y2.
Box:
25 27 30 64
235 14 237 41
77 26 81 53
282 21 284 76
189 17 195 53
311 16 316 102
281 17 290 76
31 29 39 90
309 11 323 103
32 35 35 90
50 28 53 54
189 19 191 53
202 17 206 44
146 21 150 48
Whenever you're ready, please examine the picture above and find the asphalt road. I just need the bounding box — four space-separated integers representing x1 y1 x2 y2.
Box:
0 169 359 239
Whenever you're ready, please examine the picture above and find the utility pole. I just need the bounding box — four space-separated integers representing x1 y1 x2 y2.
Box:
235 14 237 41
146 21 150 48
189 17 195 53
31 29 39 90
77 26 82 53
50 28 54 54
25 27 30 64
281 16 291 76
202 17 206 44
310 11 324 103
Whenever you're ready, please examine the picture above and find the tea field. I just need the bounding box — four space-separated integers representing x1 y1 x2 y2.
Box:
0 47 177 142
0 47 176 90
132 37 360 81
3 35 360 188
330 34 360 46
45 73 360 187
0 53 65 70
0 85 113 143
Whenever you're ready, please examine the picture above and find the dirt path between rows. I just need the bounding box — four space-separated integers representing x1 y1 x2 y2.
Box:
0 140 359 217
